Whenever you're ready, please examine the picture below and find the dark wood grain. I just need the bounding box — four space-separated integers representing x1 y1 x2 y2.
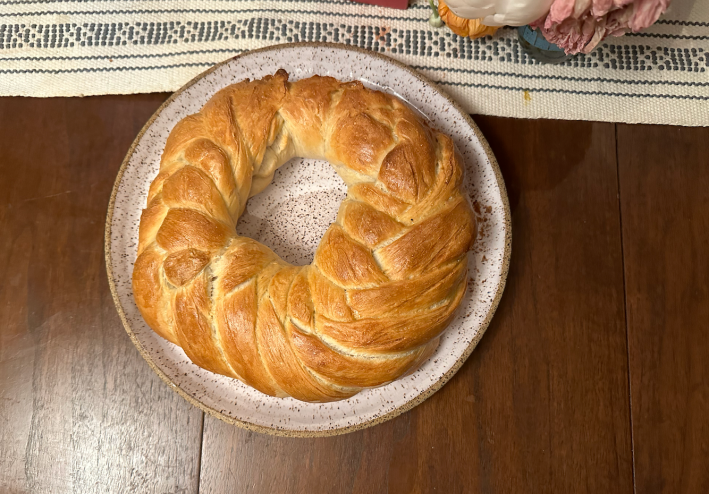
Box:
617 124 709 494
198 117 634 494
3 93 705 494
0 95 204 493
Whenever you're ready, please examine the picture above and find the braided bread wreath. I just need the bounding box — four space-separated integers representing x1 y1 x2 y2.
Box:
132 69 477 403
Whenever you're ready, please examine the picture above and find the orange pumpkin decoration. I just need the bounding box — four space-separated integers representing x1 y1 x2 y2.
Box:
438 0 499 39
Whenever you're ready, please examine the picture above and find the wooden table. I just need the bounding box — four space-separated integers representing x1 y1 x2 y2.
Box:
0 95 707 494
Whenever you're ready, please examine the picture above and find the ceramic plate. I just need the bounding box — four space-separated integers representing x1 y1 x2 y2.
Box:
105 42 511 437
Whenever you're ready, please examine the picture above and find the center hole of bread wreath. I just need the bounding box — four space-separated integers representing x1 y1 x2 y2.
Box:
235 158 346 266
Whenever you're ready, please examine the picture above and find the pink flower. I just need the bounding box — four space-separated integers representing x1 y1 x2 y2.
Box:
530 0 671 54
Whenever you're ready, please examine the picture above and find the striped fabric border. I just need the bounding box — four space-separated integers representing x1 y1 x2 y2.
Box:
0 0 707 125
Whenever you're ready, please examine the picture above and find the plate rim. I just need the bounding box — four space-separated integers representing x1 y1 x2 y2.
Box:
104 41 512 437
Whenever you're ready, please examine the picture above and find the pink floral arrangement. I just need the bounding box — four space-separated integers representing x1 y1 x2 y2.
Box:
530 0 672 54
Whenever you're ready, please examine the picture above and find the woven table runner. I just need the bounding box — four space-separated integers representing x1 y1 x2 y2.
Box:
1 0 707 125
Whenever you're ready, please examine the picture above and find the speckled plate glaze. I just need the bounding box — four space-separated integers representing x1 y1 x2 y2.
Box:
105 43 511 437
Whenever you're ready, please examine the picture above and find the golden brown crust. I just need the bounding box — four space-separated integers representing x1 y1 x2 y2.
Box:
173 271 234 376
214 281 280 396
338 199 404 248
314 225 389 289
163 248 211 287
132 246 176 344
132 71 476 402
316 278 466 354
